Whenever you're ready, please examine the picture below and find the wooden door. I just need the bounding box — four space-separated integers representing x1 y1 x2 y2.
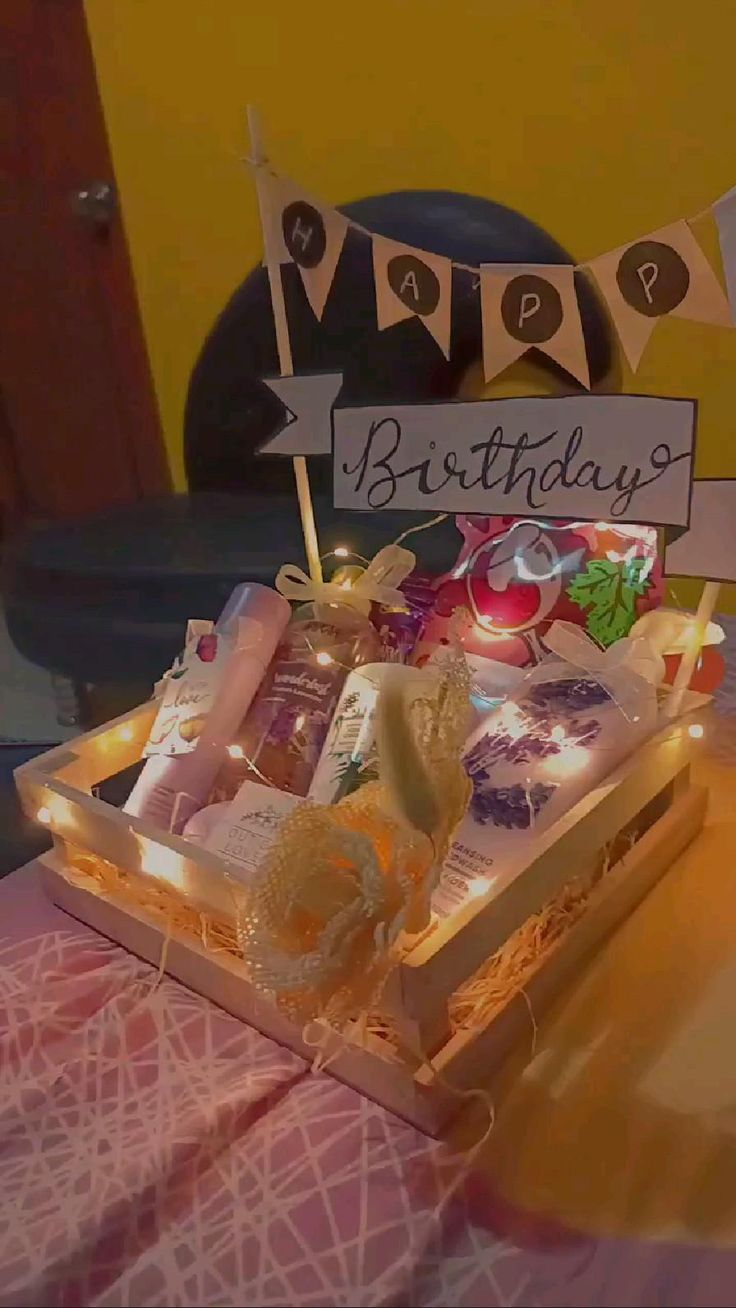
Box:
0 0 170 526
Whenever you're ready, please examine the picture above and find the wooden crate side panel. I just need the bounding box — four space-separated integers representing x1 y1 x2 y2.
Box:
35 778 241 919
418 783 707 1091
15 701 156 796
400 721 694 1019
40 779 707 1136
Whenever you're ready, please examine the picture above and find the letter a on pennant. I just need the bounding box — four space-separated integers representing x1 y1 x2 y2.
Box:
586 220 731 371
261 171 348 321
480 263 590 388
372 236 452 358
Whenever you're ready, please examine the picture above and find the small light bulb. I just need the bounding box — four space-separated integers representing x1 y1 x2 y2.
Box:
37 805 51 825
227 744 245 759
294 713 305 731
550 725 566 744
334 546 349 558
688 723 704 740
119 725 134 742
316 651 333 667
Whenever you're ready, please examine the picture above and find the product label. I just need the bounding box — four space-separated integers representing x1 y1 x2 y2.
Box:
270 661 336 709
308 697 379 803
205 779 303 883
433 675 622 920
144 621 233 758
431 839 497 920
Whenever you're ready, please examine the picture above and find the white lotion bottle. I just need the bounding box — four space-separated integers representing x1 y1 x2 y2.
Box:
124 583 291 833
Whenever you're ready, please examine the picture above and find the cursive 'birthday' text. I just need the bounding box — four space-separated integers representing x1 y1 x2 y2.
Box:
341 418 689 517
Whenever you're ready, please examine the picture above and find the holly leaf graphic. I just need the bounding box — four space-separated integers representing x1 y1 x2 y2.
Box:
567 556 652 647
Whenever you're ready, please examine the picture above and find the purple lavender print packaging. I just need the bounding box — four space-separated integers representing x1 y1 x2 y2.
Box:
432 622 661 920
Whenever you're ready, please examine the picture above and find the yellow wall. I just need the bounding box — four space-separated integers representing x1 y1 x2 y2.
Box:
85 0 736 604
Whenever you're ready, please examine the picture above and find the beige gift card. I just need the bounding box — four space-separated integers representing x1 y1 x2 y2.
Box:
587 220 731 371
480 263 589 388
205 779 302 883
262 172 348 321
372 235 452 358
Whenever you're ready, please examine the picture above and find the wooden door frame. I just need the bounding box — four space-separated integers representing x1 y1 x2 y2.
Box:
0 0 171 520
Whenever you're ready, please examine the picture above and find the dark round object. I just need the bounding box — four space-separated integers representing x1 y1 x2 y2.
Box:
616 239 690 317
185 190 612 494
501 273 564 344
282 201 326 268
387 253 441 316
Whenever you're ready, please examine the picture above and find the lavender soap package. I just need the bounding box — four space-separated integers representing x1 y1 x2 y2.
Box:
432 621 665 918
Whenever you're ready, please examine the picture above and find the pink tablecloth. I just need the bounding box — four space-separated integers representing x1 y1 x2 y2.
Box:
1 861 734 1307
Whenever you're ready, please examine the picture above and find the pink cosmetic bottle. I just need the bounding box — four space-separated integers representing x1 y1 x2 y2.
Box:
124 583 291 833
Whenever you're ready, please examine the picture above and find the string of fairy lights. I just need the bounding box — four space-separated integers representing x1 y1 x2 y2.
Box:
32 526 708 916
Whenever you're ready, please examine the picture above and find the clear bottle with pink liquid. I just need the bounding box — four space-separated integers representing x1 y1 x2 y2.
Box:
210 595 380 800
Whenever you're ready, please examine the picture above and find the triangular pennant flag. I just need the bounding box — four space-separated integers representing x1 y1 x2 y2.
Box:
372 236 452 358
586 220 731 370
712 186 736 325
479 263 589 388
261 171 348 321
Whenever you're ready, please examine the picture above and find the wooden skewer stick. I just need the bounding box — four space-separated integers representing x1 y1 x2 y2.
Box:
667 579 721 717
247 105 323 585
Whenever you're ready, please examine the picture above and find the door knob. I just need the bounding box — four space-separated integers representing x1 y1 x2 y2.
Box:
70 181 117 229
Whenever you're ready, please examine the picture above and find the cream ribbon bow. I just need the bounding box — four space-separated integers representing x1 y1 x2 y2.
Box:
275 543 416 615
537 619 665 696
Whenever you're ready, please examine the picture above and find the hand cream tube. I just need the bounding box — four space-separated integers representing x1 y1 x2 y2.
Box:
124 583 291 833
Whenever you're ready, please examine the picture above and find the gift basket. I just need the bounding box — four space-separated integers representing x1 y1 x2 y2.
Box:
15 111 736 1133
14 529 712 1132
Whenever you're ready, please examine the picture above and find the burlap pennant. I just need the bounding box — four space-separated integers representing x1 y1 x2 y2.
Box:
480 263 589 388
261 171 348 321
372 236 452 358
587 220 731 370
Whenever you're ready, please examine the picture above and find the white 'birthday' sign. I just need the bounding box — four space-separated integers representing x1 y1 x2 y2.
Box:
261 376 696 528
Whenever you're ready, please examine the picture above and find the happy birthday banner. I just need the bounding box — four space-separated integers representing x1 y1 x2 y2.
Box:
261 167 736 384
262 376 695 519
260 375 736 582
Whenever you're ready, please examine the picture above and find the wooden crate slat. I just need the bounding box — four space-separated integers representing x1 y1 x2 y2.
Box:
398 716 696 1025
416 782 707 1093
15 701 156 792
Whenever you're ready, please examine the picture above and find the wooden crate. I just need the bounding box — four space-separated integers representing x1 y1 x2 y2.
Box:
15 700 708 1135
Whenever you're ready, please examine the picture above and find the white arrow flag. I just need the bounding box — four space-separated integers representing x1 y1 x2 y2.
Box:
665 479 736 581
